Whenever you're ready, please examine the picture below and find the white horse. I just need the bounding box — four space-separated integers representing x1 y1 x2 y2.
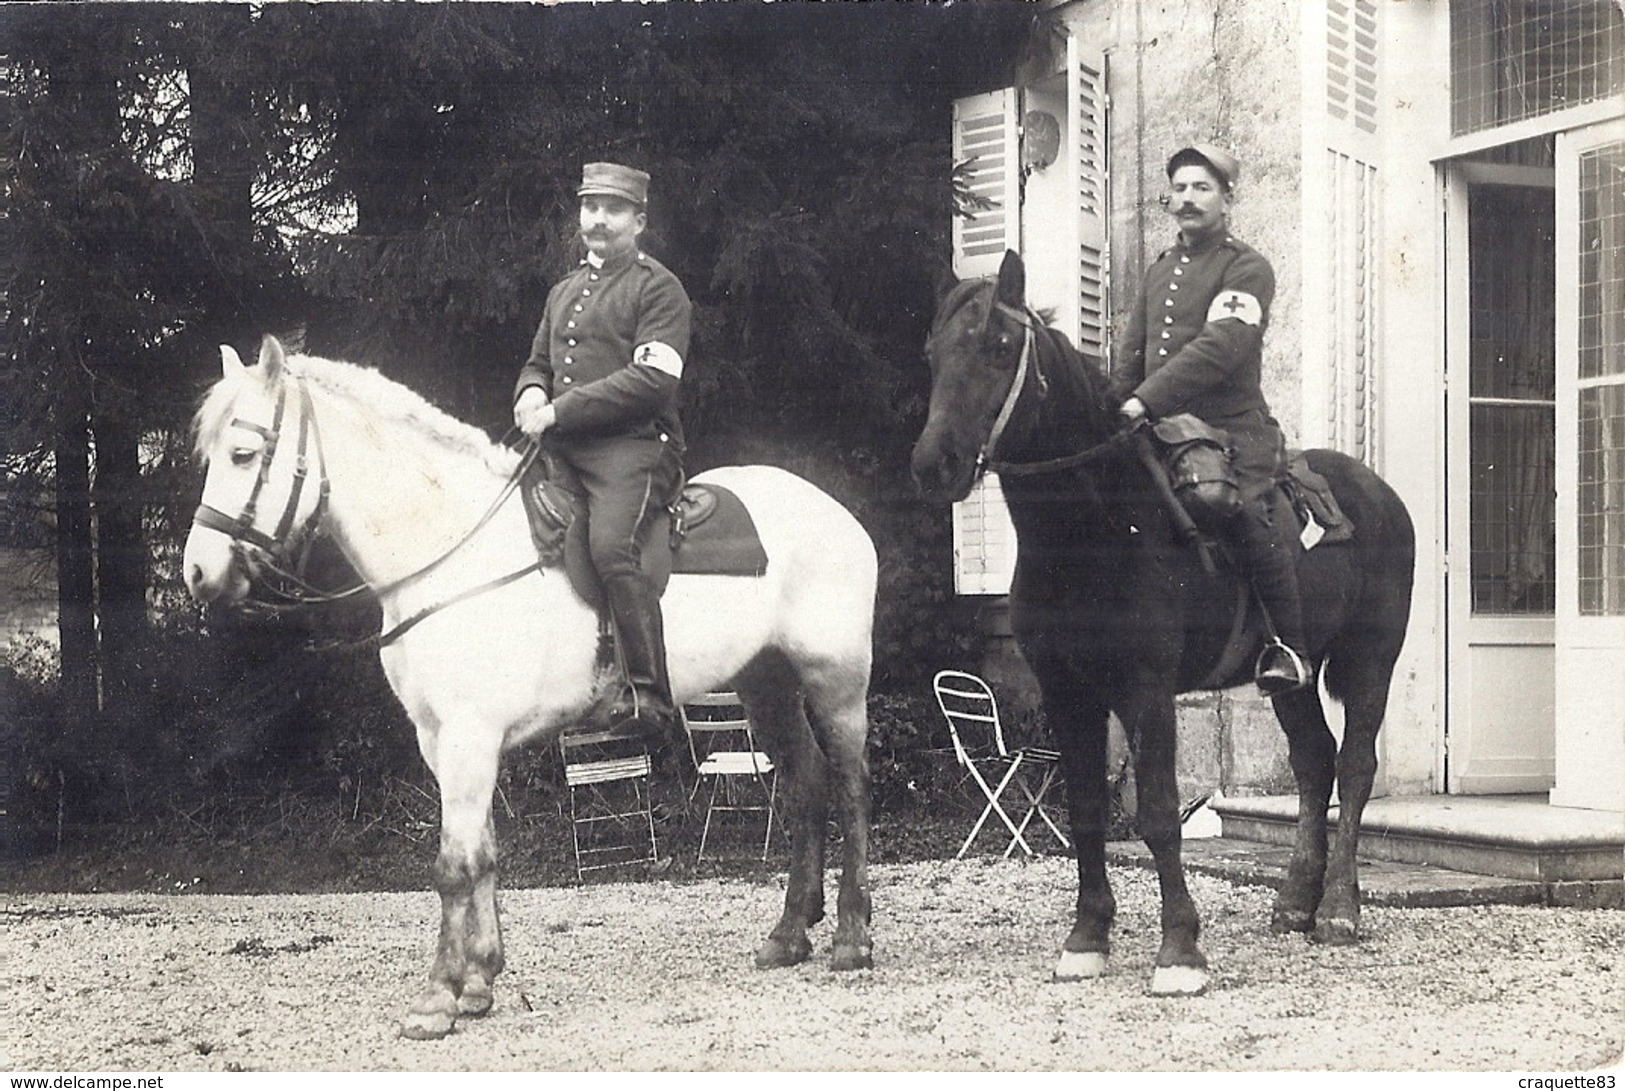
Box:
183 336 878 1039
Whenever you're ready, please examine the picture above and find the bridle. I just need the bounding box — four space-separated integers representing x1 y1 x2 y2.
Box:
192 370 339 602
193 369 542 640
960 290 1136 480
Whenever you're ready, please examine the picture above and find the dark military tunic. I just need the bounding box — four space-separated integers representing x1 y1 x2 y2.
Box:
515 248 691 446
513 247 692 583
1112 231 1283 496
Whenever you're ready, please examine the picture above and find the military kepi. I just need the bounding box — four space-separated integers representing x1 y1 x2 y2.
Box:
578 161 649 206
1166 144 1240 190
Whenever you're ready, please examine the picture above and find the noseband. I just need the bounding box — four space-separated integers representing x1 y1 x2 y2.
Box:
193 372 333 595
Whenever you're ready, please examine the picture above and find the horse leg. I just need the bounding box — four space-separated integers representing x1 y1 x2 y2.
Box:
737 656 825 970
1121 682 1208 996
1036 664 1117 983
802 663 874 972
400 723 503 1040
1269 685 1336 934
1314 660 1393 945
456 811 505 1017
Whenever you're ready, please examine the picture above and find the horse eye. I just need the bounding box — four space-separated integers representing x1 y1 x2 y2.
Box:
230 447 257 467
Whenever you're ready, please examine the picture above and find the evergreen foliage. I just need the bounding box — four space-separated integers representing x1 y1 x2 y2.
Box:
0 2 1031 824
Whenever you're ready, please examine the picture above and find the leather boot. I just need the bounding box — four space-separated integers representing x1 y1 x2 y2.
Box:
1233 498 1313 697
603 575 679 746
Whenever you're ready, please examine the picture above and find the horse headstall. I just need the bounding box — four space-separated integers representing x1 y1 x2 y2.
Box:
193 370 352 607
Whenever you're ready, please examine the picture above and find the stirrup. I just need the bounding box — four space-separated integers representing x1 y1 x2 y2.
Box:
1255 640 1312 697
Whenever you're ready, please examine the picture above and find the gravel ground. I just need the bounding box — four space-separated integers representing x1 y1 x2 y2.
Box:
4 856 1621 1072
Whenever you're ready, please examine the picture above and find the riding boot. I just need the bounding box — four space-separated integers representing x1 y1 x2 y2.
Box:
1233 499 1313 697
602 574 680 747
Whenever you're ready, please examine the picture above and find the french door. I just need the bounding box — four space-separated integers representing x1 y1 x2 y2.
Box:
1552 118 1625 812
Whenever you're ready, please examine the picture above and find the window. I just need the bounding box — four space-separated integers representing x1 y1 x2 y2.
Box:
1451 0 1625 136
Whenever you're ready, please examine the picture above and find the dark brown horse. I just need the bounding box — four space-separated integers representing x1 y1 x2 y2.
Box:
911 251 1415 995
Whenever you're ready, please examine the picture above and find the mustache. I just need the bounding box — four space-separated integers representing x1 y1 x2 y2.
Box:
1157 196 1204 214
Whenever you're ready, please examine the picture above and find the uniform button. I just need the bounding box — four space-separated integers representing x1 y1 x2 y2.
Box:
567 321 576 329
1159 349 1169 357
1165 299 1174 307
1170 283 1180 291
1174 268 1185 276
567 338 577 347
1164 316 1173 324
589 273 600 281
561 375 573 385
1161 331 1172 340
658 432 669 442
563 356 573 365
1180 255 1190 264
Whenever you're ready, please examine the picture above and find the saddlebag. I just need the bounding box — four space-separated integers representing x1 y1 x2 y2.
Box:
1150 414 1241 531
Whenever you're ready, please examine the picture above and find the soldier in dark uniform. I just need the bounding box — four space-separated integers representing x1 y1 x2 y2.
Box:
1112 144 1312 696
513 162 693 742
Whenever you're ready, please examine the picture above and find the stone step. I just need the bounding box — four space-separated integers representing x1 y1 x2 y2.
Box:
1210 793 1623 904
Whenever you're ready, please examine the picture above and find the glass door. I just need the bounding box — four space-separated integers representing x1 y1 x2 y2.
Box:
1552 118 1625 812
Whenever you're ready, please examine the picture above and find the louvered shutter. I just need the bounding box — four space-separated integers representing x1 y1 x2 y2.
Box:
1321 0 1381 465
1070 38 1110 358
951 90 1021 595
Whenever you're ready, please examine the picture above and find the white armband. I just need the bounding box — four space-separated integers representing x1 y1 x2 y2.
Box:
633 341 684 378
1206 290 1263 326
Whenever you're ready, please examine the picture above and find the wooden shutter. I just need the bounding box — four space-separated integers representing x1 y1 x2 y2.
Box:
1070 38 1109 358
951 89 1020 595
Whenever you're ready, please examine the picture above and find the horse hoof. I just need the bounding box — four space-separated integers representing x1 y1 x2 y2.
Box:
457 984 494 1016
1149 965 1209 997
399 1010 457 1040
754 935 812 969
1312 918 1360 946
1052 950 1108 982
831 943 873 972
1270 908 1315 934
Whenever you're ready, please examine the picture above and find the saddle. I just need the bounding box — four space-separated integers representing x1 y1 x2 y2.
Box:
520 460 769 612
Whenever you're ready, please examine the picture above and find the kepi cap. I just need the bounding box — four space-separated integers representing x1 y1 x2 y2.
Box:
578 161 649 206
1167 144 1240 190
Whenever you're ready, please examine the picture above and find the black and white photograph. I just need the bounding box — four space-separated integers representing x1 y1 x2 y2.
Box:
2 0 1622 1076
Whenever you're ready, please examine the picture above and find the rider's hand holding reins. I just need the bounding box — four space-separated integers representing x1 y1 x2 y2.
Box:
514 385 556 438
1120 396 1149 423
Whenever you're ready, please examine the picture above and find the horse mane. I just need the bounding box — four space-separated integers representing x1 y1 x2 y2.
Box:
194 351 519 476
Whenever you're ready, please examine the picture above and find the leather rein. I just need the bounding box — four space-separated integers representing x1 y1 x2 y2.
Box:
195 370 542 645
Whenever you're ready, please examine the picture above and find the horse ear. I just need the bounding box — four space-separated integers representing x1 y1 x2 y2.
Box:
220 345 246 378
995 250 1026 309
257 335 287 380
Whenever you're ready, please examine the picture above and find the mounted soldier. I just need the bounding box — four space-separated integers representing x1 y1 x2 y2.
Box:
1112 143 1312 696
513 161 693 743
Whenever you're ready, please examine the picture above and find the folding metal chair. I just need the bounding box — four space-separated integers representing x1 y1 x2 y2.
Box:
682 691 778 861
559 727 659 880
932 669 1071 859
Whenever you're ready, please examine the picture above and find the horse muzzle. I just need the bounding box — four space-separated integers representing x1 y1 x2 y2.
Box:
910 435 978 505
183 524 252 606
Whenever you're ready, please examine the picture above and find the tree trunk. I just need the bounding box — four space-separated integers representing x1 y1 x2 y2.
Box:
91 400 149 731
53 358 99 728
